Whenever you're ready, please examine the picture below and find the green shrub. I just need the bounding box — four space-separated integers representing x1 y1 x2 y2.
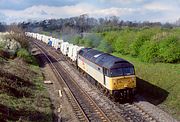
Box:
70 36 81 45
139 41 159 62
70 34 102 48
113 30 136 54
134 32 180 63
103 31 119 45
70 37 85 47
130 28 159 56
158 35 180 63
97 40 113 53
84 38 93 47
85 34 101 48
69 27 180 63
130 32 151 56
17 48 32 63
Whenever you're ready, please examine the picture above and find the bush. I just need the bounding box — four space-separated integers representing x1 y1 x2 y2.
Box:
85 34 101 48
17 48 32 63
84 38 93 47
97 40 113 53
136 32 180 63
70 36 81 45
103 31 119 45
158 35 180 63
130 32 150 56
113 30 136 54
139 41 159 62
79 38 85 46
70 33 102 48
7 25 29 49
70 28 180 63
130 28 159 56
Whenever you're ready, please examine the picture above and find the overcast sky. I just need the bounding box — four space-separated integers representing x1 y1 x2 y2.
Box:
0 0 180 24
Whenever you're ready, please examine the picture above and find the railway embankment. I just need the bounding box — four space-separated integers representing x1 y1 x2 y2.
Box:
113 52 180 120
0 33 52 121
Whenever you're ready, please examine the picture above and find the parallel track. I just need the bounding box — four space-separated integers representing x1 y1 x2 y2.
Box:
44 43 158 122
33 40 111 122
33 39 159 122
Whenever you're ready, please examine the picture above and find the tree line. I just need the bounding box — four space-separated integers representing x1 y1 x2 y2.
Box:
18 15 180 34
1 15 179 63
1 15 180 34
69 27 180 63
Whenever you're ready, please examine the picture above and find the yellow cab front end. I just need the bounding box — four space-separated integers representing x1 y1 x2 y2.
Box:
108 75 136 99
109 75 136 90
105 67 136 99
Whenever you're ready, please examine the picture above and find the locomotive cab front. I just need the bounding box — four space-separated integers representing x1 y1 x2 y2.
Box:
104 62 136 100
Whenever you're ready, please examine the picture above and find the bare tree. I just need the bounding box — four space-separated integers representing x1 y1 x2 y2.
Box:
7 24 29 48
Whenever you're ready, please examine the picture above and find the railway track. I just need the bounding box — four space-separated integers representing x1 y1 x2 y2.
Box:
45 46 159 122
114 102 158 122
32 39 160 122
33 41 112 122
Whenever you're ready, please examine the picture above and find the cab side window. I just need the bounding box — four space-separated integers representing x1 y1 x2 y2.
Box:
79 50 83 55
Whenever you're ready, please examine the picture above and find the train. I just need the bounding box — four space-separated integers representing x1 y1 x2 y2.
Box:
26 32 136 100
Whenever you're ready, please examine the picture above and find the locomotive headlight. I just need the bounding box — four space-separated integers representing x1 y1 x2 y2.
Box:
132 77 135 81
112 79 116 82
117 79 121 83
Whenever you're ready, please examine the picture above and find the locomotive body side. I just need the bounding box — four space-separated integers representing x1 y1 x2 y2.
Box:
78 54 105 87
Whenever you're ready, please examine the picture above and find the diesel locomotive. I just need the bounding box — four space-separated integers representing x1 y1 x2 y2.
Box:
77 48 136 99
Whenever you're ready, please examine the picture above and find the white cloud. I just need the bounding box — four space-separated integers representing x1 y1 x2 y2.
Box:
143 2 173 11
0 1 179 24
0 3 139 23
92 7 140 17
142 1 180 22
98 0 143 4
0 4 95 22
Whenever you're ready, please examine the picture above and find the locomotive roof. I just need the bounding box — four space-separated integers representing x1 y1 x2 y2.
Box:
78 48 134 69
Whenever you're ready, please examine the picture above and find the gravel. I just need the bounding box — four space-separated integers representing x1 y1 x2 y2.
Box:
134 96 178 122
32 46 79 122
59 59 178 122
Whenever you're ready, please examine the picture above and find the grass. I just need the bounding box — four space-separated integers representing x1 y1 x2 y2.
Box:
112 52 180 120
0 55 52 121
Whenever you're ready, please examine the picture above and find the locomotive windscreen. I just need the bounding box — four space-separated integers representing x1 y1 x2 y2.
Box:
110 67 134 77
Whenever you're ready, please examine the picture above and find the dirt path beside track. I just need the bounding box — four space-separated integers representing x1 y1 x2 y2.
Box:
32 46 79 122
